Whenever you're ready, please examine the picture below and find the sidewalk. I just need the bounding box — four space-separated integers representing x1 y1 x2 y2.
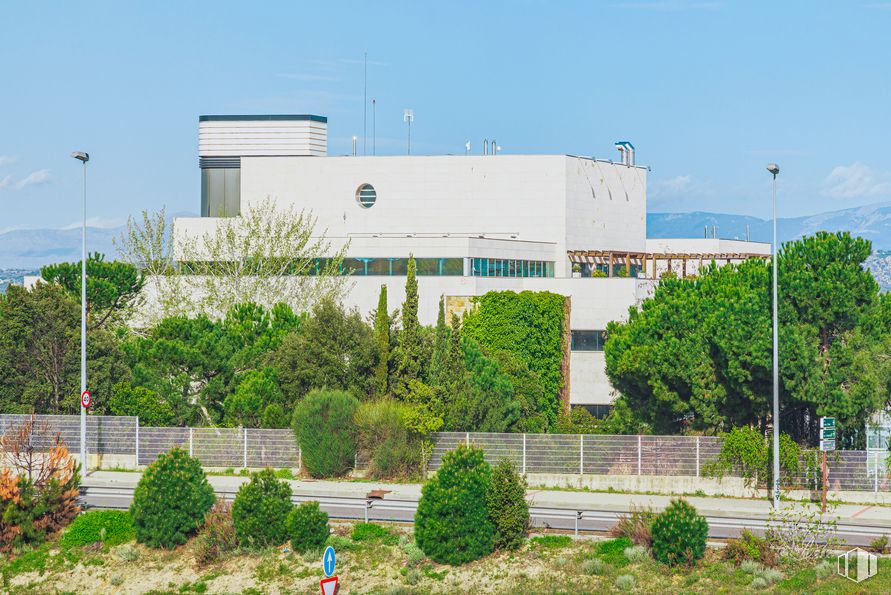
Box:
84 471 891 528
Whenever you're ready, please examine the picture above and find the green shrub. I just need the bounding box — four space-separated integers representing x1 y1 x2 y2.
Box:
706 427 801 488
351 522 398 545
193 500 238 565
402 541 425 567
595 537 632 566
414 445 494 565
723 529 777 566
130 448 215 549
354 399 419 479
61 511 135 548
224 368 283 428
624 545 650 563
113 543 139 562
650 499 708 566
582 558 605 575
287 501 329 553
815 560 833 579
486 459 529 551
870 534 889 553
231 469 293 547
616 574 636 591
261 403 288 429
292 389 359 477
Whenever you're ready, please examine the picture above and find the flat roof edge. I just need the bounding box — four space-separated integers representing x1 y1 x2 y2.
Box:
199 114 328 123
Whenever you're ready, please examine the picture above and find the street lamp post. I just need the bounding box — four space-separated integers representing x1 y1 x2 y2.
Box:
767 162 780 508
71 151 89 472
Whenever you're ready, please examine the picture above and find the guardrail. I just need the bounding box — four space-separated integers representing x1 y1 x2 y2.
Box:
3 414 889 493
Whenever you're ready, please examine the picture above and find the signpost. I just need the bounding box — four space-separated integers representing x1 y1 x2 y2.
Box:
320 546 337 594
819 417 835 513
81 390 91 409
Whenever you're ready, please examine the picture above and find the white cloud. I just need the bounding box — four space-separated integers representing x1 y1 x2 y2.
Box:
822 162 891 199
0 155 17 167
14 169 52 189
0 175 12 189
650 174 703 198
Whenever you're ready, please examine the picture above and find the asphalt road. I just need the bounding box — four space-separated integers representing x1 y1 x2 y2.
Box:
80 485 887 547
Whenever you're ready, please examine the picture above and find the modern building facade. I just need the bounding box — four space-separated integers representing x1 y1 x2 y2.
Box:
173 115 770 414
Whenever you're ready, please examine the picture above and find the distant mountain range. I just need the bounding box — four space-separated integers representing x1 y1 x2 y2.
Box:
1 203 889 290
647 201 891 250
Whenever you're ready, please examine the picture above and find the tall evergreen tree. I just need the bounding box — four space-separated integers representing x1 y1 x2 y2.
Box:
394 255 422 396
373 284 390 395
429 295 449 387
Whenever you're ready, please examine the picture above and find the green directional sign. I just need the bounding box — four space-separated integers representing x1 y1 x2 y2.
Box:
821 428 836 440
820 417 836 429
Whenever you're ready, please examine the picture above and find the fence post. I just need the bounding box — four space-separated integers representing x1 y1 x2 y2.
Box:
297 446 302 473
637 435 642 476
243 427 248 469
522 433 527 476
696 436 700 478
135 419 139 468
465 432 470 447
189 427 193 457
876 453 880 494
579 434 584 476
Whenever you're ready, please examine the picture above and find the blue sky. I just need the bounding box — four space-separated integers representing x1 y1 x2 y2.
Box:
1 0 890 231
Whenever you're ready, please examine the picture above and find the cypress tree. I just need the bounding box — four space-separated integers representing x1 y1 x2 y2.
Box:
373 284 389 395
394 255 421 395
429 295 449 387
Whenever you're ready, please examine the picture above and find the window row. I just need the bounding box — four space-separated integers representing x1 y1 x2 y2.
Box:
180 257 464 276
470 258 555 278
571 330 607 351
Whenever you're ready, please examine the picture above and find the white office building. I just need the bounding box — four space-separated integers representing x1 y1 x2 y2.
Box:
172 115 770 415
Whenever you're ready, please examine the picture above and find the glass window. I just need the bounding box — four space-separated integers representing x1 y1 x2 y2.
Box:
201 168 240 217
356 183 377 208
571 330 606 351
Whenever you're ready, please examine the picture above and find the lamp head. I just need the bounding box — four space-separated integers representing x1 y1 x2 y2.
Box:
766 163 779 176
71 151 89 163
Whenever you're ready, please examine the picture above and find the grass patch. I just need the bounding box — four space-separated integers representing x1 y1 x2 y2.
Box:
529 535 573 549
350 523 399 545
594 537 632 567
60 510 135 548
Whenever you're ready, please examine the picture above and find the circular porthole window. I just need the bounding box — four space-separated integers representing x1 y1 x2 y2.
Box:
356 183 377 208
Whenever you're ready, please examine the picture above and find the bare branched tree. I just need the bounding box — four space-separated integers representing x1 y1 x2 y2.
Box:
116 199 350 322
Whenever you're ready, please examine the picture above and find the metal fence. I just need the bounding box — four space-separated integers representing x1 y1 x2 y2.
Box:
2 415 889 493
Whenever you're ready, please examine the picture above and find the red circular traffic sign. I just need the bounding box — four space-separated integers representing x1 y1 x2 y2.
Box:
81 391 91 409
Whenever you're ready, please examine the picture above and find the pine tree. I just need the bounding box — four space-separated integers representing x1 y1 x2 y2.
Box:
373 285 390 395
394 255 422 396
429 295 449 387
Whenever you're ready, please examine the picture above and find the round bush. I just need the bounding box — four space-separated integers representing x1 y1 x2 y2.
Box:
61 510 135 548
650 498 708 566
130 447 215 549
292 389 359 478
486 459 529 551
232 468 293 547
414 445 494 565
287 501 329 553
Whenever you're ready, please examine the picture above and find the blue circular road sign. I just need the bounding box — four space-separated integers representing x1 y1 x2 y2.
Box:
323 545 336 577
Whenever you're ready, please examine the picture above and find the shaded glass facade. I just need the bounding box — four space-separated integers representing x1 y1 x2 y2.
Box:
571 330 606 351
470 258 554 278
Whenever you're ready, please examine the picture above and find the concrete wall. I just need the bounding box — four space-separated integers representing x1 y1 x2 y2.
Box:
199 118 327 157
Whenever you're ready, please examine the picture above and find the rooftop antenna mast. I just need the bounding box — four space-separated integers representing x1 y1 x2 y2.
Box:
372 99 376 156
404 108 414 155
363 52 367 156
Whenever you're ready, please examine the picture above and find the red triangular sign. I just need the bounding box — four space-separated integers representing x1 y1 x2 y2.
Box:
320 576 338 595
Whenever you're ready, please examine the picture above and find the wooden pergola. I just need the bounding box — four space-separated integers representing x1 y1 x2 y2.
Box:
567 249 770 279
